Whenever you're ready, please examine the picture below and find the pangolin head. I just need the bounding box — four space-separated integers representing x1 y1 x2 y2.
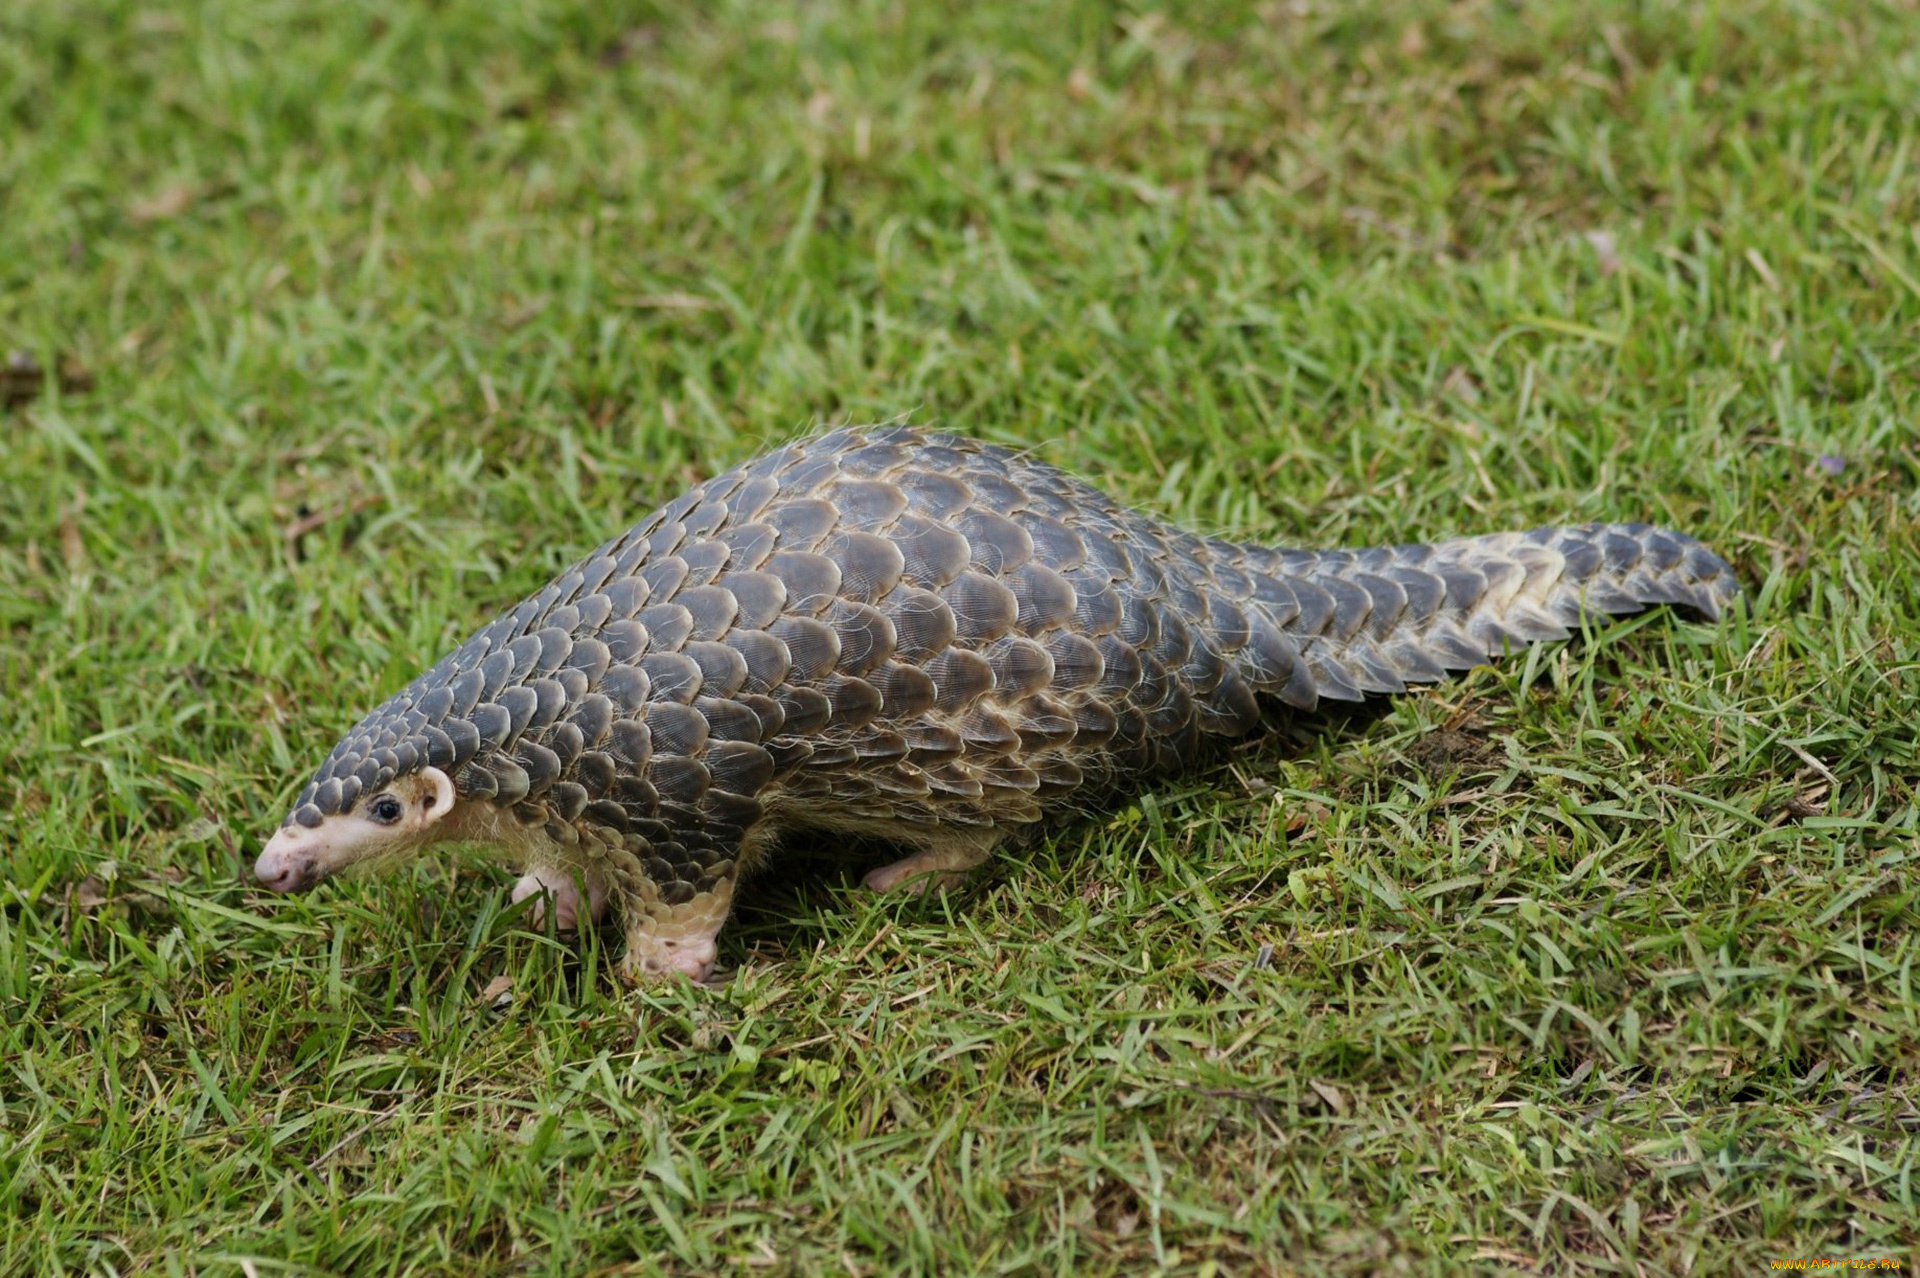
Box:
254 687 460 893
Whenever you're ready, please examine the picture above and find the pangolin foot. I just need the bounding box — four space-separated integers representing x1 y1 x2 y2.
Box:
511 867 608 932
618 935 719 985
861 836 998 894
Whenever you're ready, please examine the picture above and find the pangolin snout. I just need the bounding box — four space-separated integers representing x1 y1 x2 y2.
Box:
253 827 321 892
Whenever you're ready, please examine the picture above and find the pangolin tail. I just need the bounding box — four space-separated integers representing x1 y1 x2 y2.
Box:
1230 522 1740 713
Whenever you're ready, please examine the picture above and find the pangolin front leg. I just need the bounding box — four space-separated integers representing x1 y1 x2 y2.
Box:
510 864 610 932
596 819 768 985
611 860 738 984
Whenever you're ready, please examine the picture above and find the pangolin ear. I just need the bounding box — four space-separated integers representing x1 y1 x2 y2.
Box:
420 766 456 826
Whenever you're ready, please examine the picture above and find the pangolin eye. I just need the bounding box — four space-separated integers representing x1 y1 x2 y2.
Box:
368 795 404 825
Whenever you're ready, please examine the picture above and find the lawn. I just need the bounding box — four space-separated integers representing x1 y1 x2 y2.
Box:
3 0 1918 1271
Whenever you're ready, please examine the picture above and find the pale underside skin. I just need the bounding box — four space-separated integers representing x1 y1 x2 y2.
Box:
252 765 977 982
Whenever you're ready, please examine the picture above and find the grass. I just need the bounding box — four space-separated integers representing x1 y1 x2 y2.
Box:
3 0 1918 1270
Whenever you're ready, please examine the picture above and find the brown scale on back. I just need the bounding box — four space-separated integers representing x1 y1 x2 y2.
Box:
258 426 1741 982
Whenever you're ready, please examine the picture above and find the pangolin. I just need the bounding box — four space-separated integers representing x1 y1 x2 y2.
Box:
255 426 1740 981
